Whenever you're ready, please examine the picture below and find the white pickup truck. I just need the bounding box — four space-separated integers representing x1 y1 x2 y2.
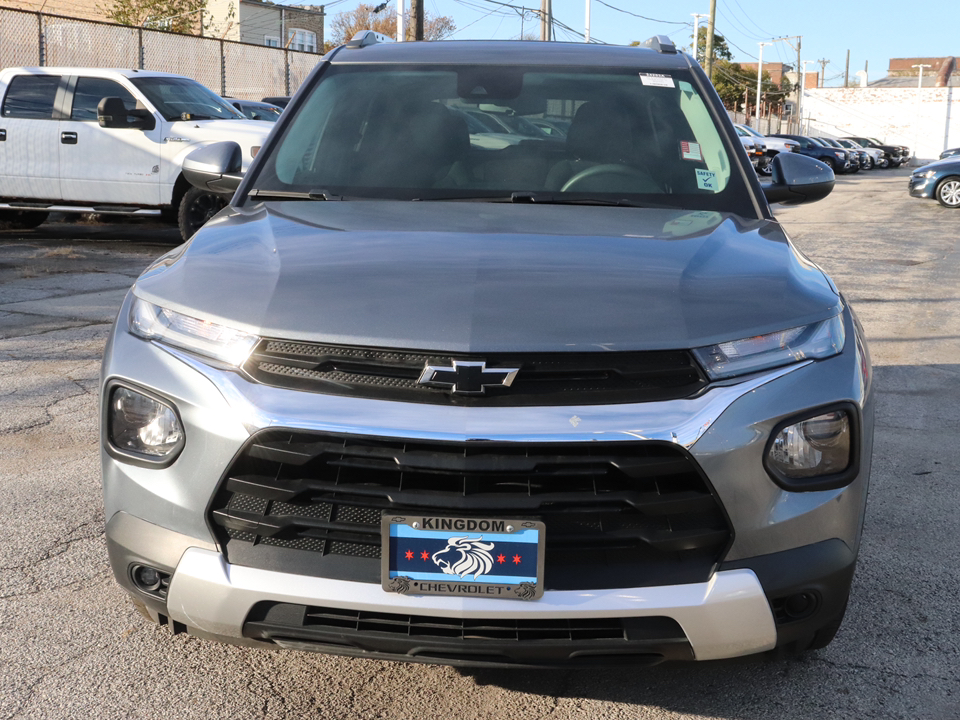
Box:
0 67 272 240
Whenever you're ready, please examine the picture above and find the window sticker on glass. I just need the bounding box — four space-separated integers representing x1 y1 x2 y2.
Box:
681 140 703 162
696 169 719 191
639 73 675 88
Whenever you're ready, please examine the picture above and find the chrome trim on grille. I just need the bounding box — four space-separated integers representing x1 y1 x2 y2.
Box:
159 343 808 448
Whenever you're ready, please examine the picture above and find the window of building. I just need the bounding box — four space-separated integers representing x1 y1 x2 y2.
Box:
264 36 280 48
287 29 317 53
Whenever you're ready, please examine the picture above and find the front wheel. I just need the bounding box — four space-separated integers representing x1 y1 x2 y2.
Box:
863 156 874 170
936 176 960 208
821 157 835 172
177 187 229 241
0 209 49 231
877 156 890 169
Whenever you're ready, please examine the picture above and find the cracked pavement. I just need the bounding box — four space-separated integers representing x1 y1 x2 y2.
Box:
1 179 959 719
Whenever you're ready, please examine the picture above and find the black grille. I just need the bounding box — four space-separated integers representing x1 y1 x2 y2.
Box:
241 340 707 406
242 603 695 666
210 430 731 591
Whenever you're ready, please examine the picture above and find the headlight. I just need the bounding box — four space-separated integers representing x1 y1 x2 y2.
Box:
765 406 859 490
107 386 184 460
834 151 845 159
692 314 845 380
917 169 937 178
129 297 259 366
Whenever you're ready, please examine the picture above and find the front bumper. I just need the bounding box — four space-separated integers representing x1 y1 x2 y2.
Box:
909 174 936 198
101 292 873 664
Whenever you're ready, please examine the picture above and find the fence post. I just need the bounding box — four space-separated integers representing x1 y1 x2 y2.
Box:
138 28 145 69
220 39 227 97
285 50 291 96
37 12 45 66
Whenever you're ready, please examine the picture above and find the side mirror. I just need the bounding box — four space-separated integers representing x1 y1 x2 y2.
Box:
762 152 835 205
97 97 155 131
182 141 244 194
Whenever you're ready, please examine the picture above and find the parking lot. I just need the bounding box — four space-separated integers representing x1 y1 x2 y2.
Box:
0 168 957 719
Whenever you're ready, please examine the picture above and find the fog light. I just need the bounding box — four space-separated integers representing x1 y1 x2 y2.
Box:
108 386 183 459
768 410 851 480
133 565 162 592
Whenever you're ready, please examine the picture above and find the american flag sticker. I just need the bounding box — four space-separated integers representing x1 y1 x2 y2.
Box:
681 141 703 161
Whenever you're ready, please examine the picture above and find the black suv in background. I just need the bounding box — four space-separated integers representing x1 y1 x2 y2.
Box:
842 137 909 167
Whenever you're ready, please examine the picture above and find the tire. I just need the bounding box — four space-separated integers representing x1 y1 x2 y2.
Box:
863 156 874 170
936 176 960 208
758 155 774 176
177 187 229 241
0 209 49 231
877 156 889 169
821 157 835 172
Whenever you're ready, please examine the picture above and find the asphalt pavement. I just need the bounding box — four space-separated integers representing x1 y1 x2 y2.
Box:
1 171 958 719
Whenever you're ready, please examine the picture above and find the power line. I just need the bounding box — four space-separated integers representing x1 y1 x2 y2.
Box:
593 0 687 25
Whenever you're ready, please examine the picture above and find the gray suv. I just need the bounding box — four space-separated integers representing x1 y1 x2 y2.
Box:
101 33 873 667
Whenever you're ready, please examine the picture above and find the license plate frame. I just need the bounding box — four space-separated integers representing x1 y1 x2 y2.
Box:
381 514 545 601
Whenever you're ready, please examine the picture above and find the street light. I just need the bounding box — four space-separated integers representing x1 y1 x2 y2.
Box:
756 42 771 126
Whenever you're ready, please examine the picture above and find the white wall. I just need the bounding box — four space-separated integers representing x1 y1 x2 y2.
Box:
800 86 960 162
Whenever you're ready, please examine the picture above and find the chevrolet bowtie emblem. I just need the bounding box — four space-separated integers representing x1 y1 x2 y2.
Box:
418 360 519 395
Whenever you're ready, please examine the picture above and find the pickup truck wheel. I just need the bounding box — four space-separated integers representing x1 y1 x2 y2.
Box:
863 156 874 170
178 187 229 240
0 210 49 231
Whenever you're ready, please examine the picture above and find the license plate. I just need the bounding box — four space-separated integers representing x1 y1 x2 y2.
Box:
381 515 545 601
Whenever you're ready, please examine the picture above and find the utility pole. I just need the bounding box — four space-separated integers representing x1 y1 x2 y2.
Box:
410 0 423 41
779 35 801 128
540 0 552 41
691 13 705 61
756 42 771 125
844 49 850 87
585 0 591 43
704 0 717 81
818 58 830 87
913 63 931 165
397 0 404 42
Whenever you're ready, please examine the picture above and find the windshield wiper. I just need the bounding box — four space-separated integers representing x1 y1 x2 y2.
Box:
247 189 343 201
413 192 650 207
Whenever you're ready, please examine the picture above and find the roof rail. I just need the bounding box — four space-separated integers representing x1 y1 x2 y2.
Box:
346 30 394 49
642 35 678 54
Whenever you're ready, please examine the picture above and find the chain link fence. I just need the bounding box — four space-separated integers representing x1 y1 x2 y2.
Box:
0 5 320 99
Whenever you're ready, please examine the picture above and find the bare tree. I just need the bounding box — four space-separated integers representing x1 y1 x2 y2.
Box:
100 0 214 34
328 2 455 48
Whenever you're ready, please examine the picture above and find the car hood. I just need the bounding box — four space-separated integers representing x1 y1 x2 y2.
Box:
133 202 842 353
168 118 273 144
916 157 960 173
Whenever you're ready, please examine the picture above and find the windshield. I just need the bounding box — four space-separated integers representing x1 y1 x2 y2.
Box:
738 125 763 139
248 64 754 214
131 77 244 121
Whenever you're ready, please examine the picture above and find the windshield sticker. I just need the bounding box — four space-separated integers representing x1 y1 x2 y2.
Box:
639 73 675 88
696 169 718 191
681 141 703 162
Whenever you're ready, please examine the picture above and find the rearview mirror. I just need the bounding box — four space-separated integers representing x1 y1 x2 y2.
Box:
762 152 834 205
97 97 155 131
182 141 244 194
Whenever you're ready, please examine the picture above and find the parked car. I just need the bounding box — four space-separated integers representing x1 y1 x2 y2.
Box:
940 148 960 159
101 32 872 667
733 128 765 171
842 137 908 167
816 138 866 172
0 67 272 239
735 124 798 176
771 134 852 173
909 155 960 207
529 117 570 138
261 96 291 108
226 97 283 122
836 138 885 169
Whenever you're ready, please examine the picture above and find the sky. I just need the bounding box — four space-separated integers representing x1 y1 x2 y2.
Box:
314 0 957 86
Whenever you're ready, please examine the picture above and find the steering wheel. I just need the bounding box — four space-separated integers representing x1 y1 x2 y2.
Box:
560 163 660 193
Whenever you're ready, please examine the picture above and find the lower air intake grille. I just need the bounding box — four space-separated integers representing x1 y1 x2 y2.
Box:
243 603 695 666
209 430 732 591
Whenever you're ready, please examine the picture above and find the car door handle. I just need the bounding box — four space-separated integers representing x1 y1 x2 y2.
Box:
61 131 78 145
0 129 6 141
